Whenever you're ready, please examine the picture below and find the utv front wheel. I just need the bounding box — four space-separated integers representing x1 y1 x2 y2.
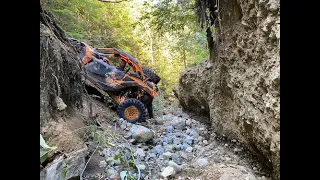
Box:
117 98 147 123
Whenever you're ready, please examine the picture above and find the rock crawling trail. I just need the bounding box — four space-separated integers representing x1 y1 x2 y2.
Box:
82 98 271 180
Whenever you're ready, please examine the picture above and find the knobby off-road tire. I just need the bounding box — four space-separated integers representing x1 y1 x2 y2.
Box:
117 98 147 123
142 66 161 84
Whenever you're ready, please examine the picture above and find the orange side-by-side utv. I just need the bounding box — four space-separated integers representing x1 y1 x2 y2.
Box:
69 38 161 123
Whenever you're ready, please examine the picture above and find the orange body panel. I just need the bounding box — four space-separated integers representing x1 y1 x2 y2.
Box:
82 45 92 65
116 74 157 98
108 93 126 104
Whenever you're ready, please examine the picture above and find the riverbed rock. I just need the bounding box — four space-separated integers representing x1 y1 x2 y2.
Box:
130 124 154 143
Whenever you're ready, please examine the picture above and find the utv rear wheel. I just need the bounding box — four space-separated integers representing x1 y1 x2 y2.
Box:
142 66 161 84
117 98 147 123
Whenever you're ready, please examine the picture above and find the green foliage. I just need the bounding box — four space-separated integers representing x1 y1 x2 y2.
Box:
89 125 141 179
40 134 68 179
141 0 197 34
44 0 209 96
138 0 209 95
40 151 49 164
61 161 70 180
40 134 57 164
153 92 166 110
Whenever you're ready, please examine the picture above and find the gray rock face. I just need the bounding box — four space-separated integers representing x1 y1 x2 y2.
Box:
174 144 182 150
120 123 126 130
174 132 182 137
137 164 146 170
99 160 107 168
135 148 146 157
182 143 191 150
186 146 193 153
171 153 181 164
160 166 175 178
189 130 199 139
186 119 192 126
106 168 120 180
124 132 132 139
149 153 156 159
206 62 213 69
173 137 182 144
152 145 165 157
130 124 154 143
162 137 170 144
106 157 115 166
162 152 172 160
168 160 182 172
167 125 174 133
55 96 67 111
198 158 208 167
203 140 208 146
40 147 87 180
180 151 188 160
184 135 194 145
171 117 186 130
164 144 174 152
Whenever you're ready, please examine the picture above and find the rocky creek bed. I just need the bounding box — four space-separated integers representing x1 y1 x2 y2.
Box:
82 111 271 180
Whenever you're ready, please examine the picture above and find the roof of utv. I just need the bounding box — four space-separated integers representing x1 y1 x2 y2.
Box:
113 48 140 65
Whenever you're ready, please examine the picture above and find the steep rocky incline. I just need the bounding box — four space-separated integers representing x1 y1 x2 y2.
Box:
173 0 280 179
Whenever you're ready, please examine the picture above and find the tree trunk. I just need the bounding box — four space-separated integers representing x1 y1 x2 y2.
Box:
144 24 154 67
183 49 187 69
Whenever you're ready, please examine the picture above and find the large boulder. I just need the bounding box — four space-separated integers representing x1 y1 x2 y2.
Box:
160 166 176 178
40 147 87 180
130 124 154 143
